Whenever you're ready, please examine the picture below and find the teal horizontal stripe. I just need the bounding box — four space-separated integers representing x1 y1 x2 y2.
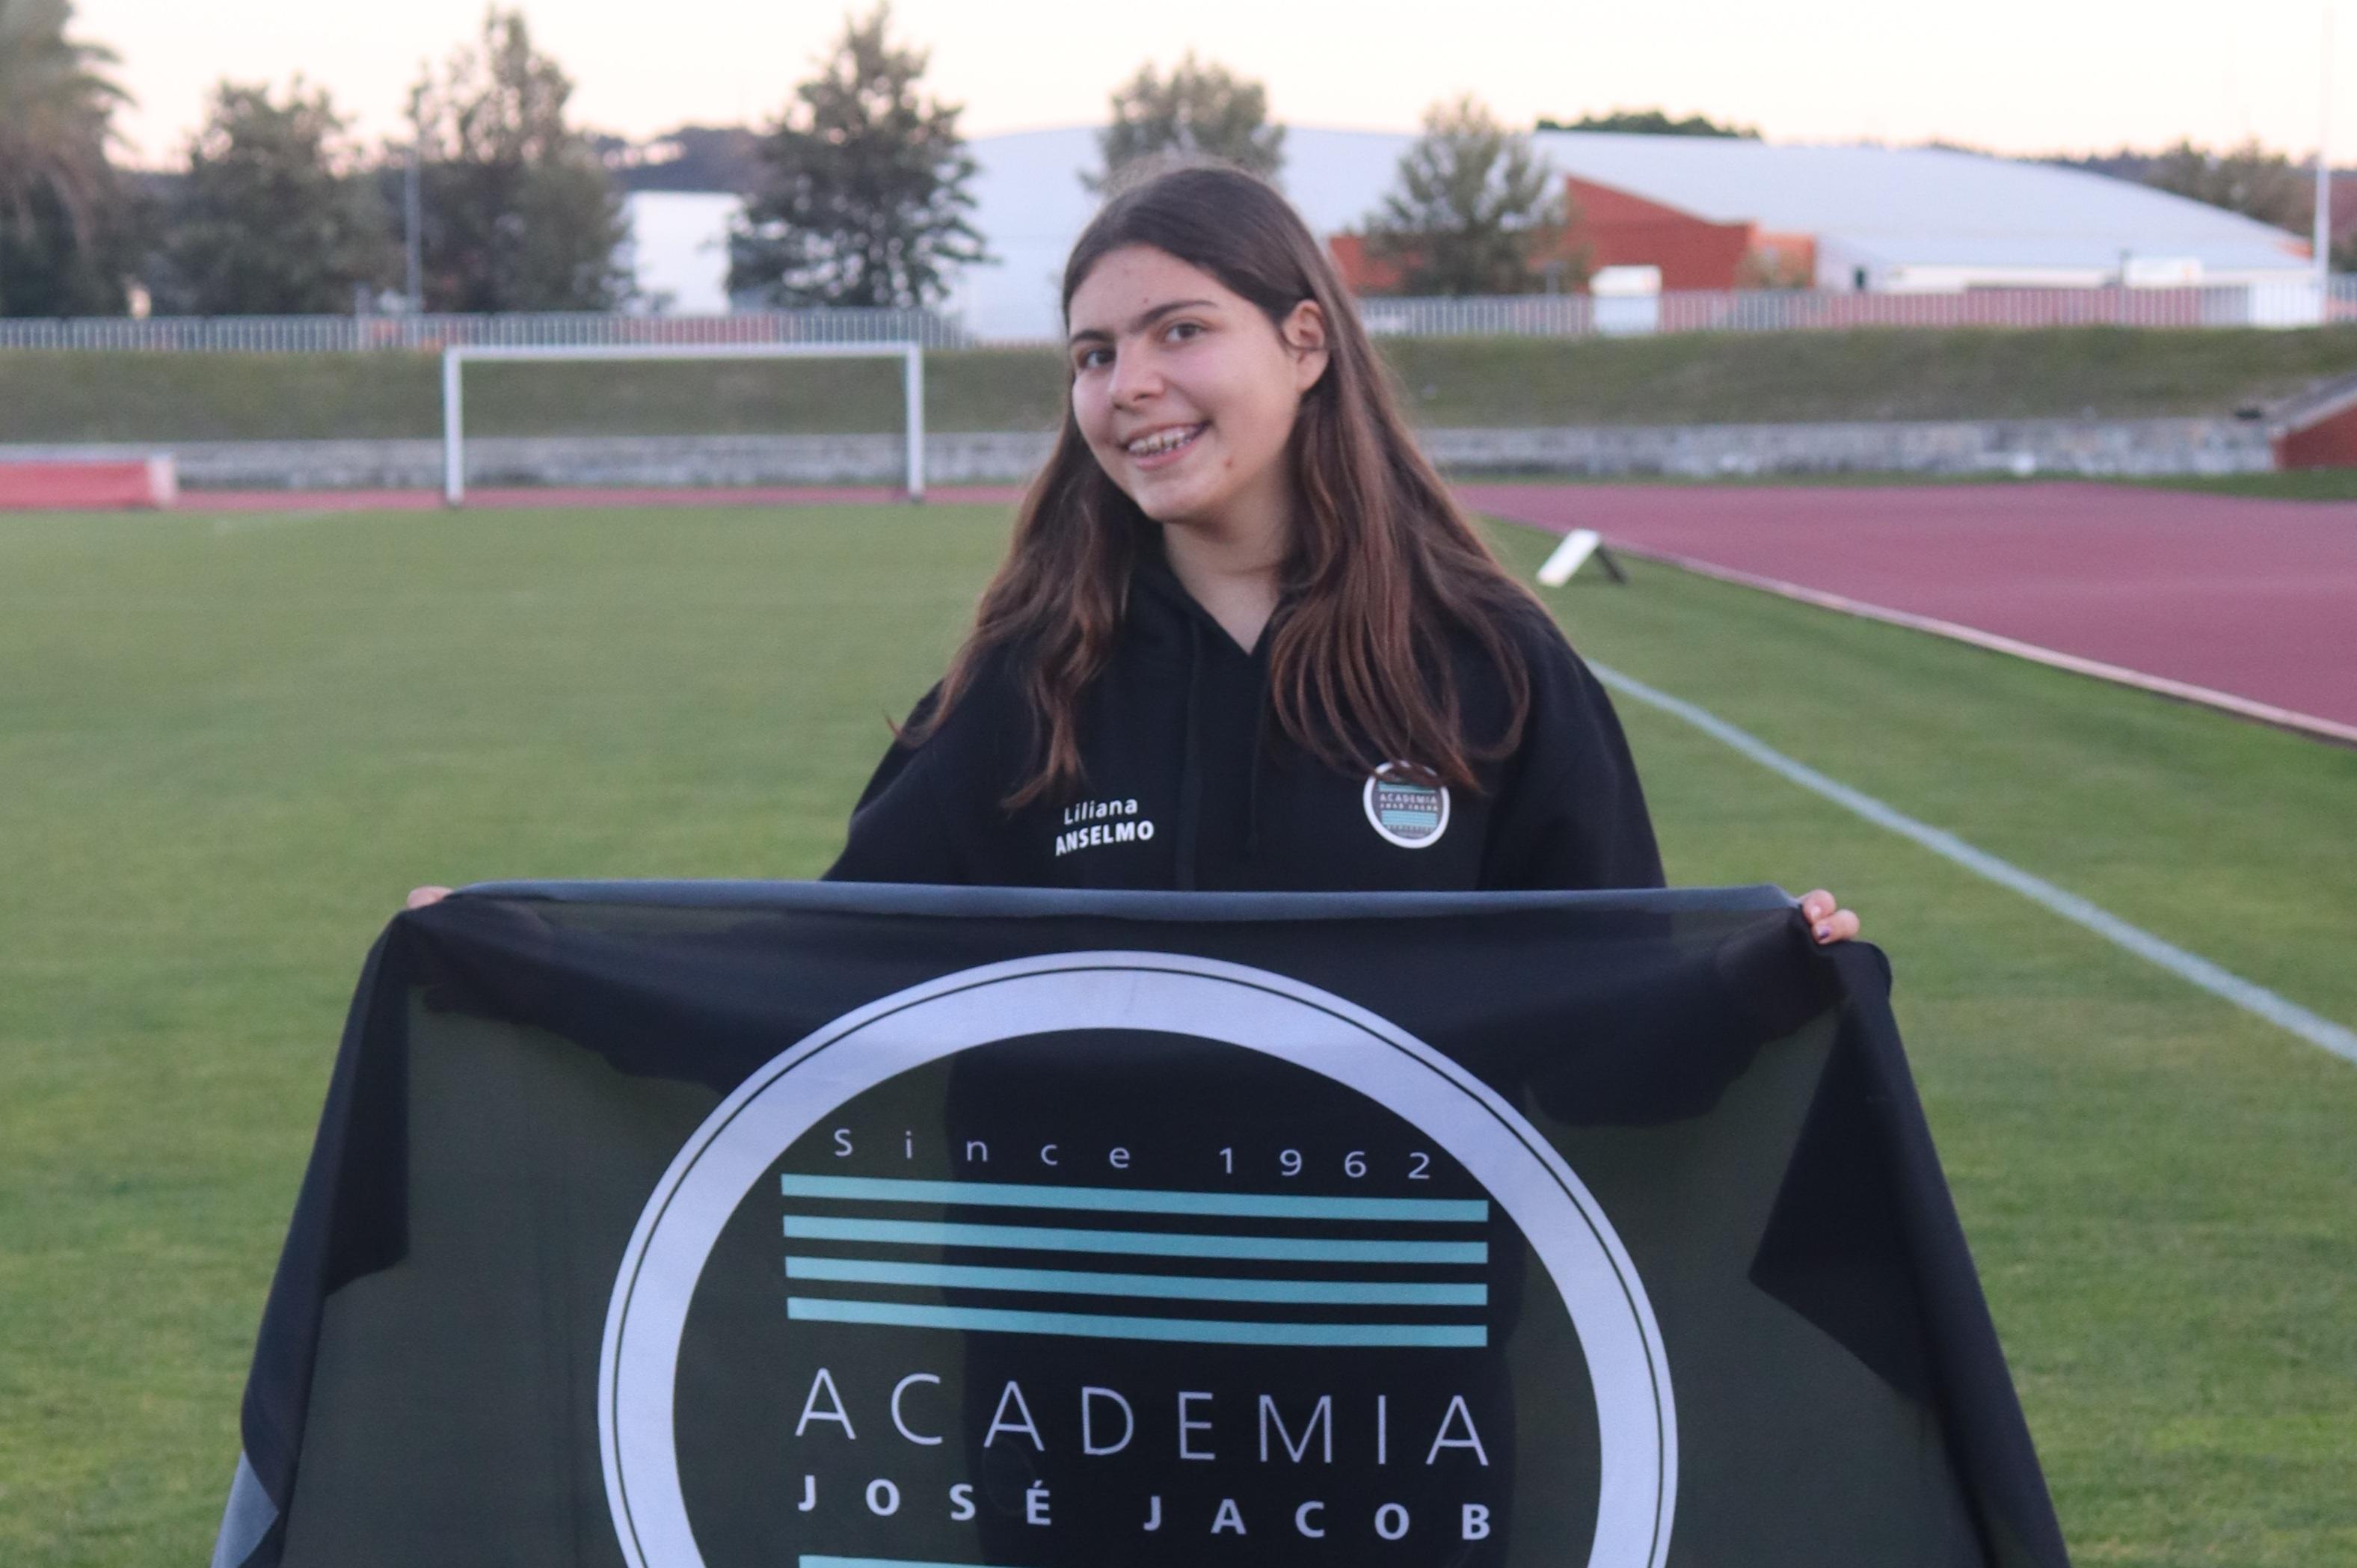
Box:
786 1254 1487 1307
783 1214 1487 1265
788 1297 1487 1348
780 1172 1487 1223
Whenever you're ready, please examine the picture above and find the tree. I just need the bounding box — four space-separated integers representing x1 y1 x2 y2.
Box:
1537 108 1760 140
728 6 988 308
0 0 141 315
404 7 632 312
156 79 396 315
2046 141 2315 237
2138 139 2311 235
1087 52 1284 191
1362 96 1565 296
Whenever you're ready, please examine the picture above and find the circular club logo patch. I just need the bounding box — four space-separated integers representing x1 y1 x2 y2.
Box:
597 953 1675 1568
1364 763 1450 849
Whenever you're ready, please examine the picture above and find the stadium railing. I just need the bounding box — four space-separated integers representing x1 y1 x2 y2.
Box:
1353 279 2356 337
0 307 971 354
1 280 2347 351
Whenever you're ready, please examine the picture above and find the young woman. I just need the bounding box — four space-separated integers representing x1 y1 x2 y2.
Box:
820 162 1858 938
411 164 1856 940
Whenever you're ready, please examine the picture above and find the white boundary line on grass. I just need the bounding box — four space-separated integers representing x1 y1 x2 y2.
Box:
1589 661 2357 1067
1599 541 2357 748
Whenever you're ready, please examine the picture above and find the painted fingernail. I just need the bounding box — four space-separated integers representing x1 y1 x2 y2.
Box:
1813 923 1831 940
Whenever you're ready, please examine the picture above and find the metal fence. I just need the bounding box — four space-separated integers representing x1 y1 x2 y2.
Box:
1354 295 1596 338
1 281 2350 351
1356 279 2357 338
0 307 972 353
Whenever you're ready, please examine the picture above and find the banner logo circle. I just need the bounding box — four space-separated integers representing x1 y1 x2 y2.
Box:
599 952 1675 1568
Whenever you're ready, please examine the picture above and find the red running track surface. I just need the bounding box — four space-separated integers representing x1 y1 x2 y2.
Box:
1 459 171 509
1462 482 2357 736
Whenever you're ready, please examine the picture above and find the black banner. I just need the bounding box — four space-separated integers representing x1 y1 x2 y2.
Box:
212 882 2065 1568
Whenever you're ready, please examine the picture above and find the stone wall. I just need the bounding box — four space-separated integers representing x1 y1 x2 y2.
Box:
0 434 1054 489
1 417 2274 489
1418 419 2273 477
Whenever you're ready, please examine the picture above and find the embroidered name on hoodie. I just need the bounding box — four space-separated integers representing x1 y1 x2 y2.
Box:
1054 798 1158 858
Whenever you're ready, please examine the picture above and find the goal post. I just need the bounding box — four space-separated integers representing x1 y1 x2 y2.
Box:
438 341 927 506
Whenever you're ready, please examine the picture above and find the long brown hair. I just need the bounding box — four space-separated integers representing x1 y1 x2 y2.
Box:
912 160 1546 806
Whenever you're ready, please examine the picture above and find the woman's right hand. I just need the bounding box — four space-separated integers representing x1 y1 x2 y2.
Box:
406 885 453 909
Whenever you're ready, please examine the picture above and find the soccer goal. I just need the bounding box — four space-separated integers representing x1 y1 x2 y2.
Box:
438 341 927 506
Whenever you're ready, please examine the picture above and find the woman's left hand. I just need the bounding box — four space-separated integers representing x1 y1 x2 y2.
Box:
1800 888 1860 945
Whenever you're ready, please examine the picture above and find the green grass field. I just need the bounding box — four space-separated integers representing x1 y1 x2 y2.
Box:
1 500 2352 1566
4 323 2354 441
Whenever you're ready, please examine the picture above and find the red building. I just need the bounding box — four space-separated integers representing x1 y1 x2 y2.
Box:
1324 231 1405 295
1330 174 1809 295
1560 177 1757 289
2330 173 2357 262
2273 375 2357 469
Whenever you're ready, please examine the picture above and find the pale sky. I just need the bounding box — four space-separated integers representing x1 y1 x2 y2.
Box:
79 0 2349 168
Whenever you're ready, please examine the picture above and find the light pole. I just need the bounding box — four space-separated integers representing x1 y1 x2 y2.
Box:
404 139 422 311
2320 7 2336 295
404 84 425 313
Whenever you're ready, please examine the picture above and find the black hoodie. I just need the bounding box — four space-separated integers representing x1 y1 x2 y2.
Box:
825 553 1665 893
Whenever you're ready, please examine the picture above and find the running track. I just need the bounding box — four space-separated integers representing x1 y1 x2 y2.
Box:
163 479 2357 740
1462 482 2357 740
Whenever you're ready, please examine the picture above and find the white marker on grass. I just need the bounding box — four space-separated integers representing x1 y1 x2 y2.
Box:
1537 529 1626 587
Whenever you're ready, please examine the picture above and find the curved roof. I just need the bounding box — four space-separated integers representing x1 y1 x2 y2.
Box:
1526 132 2314 277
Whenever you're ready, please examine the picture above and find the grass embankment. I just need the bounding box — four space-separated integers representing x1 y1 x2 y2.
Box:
0 502 2351 1564
3 325 2354 442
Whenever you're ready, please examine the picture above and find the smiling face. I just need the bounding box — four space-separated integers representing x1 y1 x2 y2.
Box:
1065 245 1328 542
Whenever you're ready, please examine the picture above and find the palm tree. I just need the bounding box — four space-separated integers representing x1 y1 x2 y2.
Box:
0 0 130 304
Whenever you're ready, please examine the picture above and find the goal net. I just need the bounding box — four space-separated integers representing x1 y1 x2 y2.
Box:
439 342 928 506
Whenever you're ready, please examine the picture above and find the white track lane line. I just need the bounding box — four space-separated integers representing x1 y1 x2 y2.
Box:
1590 662 2357 1066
